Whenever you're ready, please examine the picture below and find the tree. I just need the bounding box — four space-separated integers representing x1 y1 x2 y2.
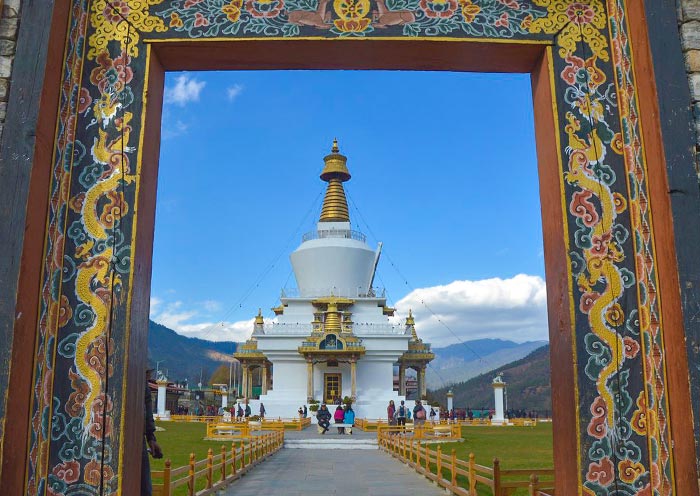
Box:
209 364 230 386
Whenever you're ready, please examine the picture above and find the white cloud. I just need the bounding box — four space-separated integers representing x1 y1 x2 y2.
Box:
202 300 223 313
389 274 549 347
149 274 548 346
161 119 189 140
164 74 206 106
149 297 162 317
226 84 244 102
175 319 254 343
150 300 198 330
149 296 253 342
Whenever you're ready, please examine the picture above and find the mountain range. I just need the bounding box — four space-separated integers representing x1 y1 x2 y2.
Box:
146 320 551 410
429 344 551 414
147 320 237 384
426 339 548 389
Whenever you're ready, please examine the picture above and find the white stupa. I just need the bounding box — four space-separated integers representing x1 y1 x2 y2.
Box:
234 140 434 419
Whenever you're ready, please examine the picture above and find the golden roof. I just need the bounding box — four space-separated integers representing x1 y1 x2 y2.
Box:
255 308 264 325
234 338 268 360
319 139 351 222
406 309 418 340
399 309 434 363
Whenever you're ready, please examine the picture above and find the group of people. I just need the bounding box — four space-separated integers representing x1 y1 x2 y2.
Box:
297 405 308 417
233 401 258 421
387 399 435 429
316 403 355 434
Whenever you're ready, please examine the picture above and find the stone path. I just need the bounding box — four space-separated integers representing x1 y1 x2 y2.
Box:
220 448 446 496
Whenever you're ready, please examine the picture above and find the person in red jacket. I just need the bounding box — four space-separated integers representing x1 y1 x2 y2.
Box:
334 404 346 434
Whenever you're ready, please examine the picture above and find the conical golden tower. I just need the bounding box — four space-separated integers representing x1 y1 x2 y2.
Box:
319 139 351 222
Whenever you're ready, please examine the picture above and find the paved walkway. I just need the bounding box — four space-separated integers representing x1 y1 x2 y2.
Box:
221 448 446 496
283 425 376 440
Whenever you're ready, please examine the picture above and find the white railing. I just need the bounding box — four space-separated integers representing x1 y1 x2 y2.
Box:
264 323 313 335
301 229 366 243
281 287 386 298
353 323 405 335
263 322 405 335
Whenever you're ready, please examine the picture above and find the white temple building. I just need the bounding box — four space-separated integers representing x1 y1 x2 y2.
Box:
234 141 434 419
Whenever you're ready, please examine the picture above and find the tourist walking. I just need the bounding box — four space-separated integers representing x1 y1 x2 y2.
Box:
142 368 163 496
413 400 427 427
317 404 331 434
236 402 243 421
344 405 355 435
303 405 307 417
334 405 345 434
387 400 396 430
395 400 408 432
259 402 266 419
244 401 251 418
429 406 436 424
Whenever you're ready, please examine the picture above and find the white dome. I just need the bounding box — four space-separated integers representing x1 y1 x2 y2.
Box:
290 225 378 297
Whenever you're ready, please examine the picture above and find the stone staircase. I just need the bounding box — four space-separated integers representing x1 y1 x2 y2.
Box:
284 437 378 450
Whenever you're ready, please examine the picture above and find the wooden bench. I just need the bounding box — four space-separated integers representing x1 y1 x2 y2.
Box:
317 423 354 434
431 425 453 437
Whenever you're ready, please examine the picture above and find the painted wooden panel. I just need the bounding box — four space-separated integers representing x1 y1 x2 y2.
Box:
12 1 687 495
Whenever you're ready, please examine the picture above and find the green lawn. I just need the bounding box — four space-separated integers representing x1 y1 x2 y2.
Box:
426 423 553 495
149 421 258 495
150 421 237 472
450 423 553 469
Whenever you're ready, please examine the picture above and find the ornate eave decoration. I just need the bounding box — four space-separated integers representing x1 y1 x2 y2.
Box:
399 310 434 364
233 338 269 362
298 332 365 357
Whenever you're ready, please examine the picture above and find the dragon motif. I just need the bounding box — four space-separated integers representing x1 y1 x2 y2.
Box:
74 110 134 432
74 247 118 430
565 115 625 429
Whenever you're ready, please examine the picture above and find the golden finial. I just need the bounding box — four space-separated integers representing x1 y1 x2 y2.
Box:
255 308 264 325
319 139 351 222
406 309 415 326
406 309 418 340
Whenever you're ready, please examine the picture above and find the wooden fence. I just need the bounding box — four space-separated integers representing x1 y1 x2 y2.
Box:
205 422 252 440
151 430 284 496
169 415 222 423
378 430 554 496
205 417 311 439
263 417 311 430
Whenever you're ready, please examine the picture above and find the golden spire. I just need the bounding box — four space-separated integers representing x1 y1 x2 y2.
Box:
406 309 415 326
406 309 418 340
255 308 264 325
319 139 351 222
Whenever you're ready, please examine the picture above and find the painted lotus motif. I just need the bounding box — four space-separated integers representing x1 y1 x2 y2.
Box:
246 0 285 17
419 0 457 18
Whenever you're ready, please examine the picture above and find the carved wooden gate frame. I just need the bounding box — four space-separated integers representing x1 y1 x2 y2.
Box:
1 1 699 495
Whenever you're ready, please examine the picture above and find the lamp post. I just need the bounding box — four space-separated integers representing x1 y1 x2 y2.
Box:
155 360 165 378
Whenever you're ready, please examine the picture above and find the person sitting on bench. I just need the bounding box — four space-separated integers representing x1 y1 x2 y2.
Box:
334 405 346 434
343 405 355 435
317 404 331 434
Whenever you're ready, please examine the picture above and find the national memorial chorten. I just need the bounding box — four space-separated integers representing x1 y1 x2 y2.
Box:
234 140 434 419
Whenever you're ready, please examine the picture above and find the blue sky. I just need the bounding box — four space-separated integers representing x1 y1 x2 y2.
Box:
150 70 548 346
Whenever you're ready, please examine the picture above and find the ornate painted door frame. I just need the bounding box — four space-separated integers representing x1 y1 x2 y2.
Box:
1 1 698 495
